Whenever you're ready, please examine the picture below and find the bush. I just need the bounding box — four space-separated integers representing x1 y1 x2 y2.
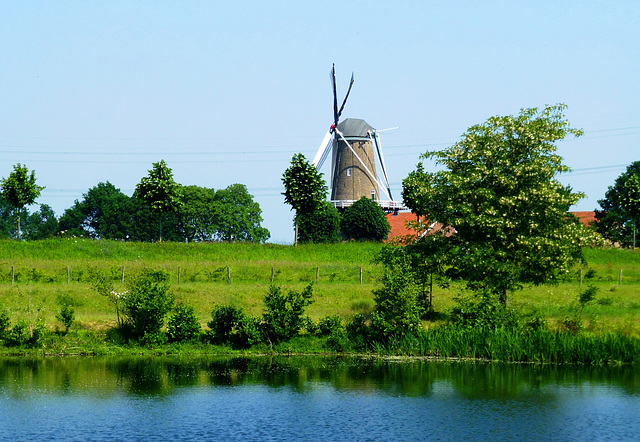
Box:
56 303 75 333
340 196 391 241
449 292 521 331
371 268 423 338
5 319 46 347
297 200 341 243
0 310 9 340
208 304 261 349
317 315 344 336
122 269 174 342
262 284 314 344
167 304 201 343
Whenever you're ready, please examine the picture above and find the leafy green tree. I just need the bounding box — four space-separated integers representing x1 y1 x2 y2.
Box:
213 184 270 242
23 204 59 240
0 164 45 240
135 160 182 241
402 104 600 305
59 182 132 239
56 303 75 333
596 161 640 248
178 185 219 242
341 196 391 241
297 200 341 243
282 153 328 245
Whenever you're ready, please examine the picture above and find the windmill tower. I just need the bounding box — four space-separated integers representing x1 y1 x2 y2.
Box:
312 64 402 212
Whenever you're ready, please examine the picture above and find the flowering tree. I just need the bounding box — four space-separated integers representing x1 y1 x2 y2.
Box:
402 104 600 304
135 160 182 241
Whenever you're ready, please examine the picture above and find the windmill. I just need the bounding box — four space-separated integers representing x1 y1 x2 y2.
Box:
312 64 402 212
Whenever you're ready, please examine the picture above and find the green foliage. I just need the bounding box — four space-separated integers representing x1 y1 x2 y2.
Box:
371 263 423 338
4 319 46 348
59 181 132 240
317 315 345 336
0 163 45 240
0 309 9 340
207 304 261 348
23 204 59 240
297 200 341 243
213 184 270 242
56 303 75 333
167 304 201 343
262 284 314 343
340 197 391 241
597 161 640 247
135 160 182 241
122 269 174 342
578 284 599 308
449 292 521 331
402 105 601 303
282 153 328 244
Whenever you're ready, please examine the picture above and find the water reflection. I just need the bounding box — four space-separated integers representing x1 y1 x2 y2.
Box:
1 355 639 398
1 356 639 441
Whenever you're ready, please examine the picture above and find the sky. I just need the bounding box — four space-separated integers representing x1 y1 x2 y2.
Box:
1 1 638 244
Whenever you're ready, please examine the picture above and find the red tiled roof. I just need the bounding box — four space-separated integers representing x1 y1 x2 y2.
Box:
387 210 598 242
569 211 597 227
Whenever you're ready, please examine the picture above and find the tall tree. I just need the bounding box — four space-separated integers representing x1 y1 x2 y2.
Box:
340 196 391 241
402 104 600 305
177 185 219 242
59 182 132 239
135 160 182 241
213 184 270 242
0 164 45 240
23 204 59 240
282 153 328 245
596 161 640 248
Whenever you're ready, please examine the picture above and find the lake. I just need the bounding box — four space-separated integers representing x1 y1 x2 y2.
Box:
1 356 639 441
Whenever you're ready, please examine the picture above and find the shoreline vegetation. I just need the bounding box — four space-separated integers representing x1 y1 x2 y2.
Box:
1 239 639 364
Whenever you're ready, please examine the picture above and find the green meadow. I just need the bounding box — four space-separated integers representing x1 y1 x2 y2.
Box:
1 238 639 338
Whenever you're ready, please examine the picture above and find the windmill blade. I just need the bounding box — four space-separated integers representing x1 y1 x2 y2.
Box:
370 131 393 200
336 72 354 122
312 130 334 169
331 64 339 128
335 129 392 201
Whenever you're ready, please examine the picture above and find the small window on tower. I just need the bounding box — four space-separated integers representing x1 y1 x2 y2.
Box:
347 167 352 176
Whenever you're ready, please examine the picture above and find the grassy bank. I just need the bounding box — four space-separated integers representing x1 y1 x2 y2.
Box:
0 239 639 362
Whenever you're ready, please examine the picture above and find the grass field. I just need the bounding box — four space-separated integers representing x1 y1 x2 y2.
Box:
1 239 639 337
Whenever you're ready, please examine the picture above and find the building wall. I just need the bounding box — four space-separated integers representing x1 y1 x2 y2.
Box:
331 138 379 201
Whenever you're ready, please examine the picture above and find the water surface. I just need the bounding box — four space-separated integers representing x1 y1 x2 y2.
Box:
1 356 638 441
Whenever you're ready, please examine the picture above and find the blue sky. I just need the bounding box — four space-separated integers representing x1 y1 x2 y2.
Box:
1 1 638 243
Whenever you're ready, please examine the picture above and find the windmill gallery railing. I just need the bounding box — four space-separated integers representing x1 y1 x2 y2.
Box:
330 200 407 212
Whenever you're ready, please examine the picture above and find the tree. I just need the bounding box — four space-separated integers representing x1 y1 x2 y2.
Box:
262 284 314 344
213 184 270 242
297 200 341 243
402 104 600 305
282 153 328 245
0 164 45 240
177 185 219 242
23 204 59 240
59 182 132 239
596 161 640 248
341 197 391 241
135 160 182 241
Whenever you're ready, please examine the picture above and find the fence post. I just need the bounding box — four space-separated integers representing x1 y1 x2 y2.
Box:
11 266 14 285
67 265 70 285
316 266 319 284
271 266 274 283
619 268 623 285
360 267 363 284
178 267 181 285
227 266 231 284
122 266 125 284
580 268 583 286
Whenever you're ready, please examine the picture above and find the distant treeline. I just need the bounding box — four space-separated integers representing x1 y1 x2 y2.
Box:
0 181 269 243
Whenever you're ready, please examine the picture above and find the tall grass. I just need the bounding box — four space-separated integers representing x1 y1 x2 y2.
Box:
380 327 640 364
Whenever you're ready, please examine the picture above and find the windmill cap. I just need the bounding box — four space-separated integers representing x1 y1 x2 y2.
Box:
337 118 375 138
